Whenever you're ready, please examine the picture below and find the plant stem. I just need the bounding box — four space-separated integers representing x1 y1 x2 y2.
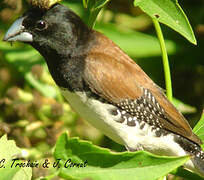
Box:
152 18 173 102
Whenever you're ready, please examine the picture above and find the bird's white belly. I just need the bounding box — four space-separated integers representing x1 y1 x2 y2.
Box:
61 89 126 145
61 89 188 157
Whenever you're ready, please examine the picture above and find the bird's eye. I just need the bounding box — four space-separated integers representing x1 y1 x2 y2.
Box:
36 20 48 31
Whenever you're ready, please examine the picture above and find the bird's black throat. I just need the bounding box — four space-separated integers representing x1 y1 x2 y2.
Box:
32 43 86 91
31 30 98 92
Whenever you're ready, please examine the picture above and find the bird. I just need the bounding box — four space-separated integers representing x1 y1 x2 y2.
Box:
3 3 204 176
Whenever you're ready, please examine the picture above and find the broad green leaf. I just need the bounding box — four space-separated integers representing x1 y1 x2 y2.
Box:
54 133 189 180
0 163 20 180
12 165 32 180
0 135 32 180
0 135 21 159
95 23 176 57
134 0 197 45
172 98 196 114
193 111 204 149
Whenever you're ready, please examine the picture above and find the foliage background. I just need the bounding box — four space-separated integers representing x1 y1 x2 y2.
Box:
0 0 204 179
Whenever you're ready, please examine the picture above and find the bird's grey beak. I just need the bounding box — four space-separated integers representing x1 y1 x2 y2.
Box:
3 17 33 42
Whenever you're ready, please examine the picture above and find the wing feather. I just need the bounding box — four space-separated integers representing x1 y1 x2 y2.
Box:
83 32 202 145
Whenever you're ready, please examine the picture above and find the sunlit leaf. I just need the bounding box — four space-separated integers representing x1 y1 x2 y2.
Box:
0 135 32 180
54 133 189 180
134 0 197 44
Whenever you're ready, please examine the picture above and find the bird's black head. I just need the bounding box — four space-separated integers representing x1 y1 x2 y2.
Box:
3 4 91 58
4 4 94 90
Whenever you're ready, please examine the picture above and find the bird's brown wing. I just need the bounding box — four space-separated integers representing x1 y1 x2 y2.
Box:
83 32 202 145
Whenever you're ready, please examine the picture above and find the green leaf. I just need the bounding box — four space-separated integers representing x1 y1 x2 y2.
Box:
134 0 197 45
82 0 88 8
172 98 197 114
0 135 32 180
95 23 176 57
171 167 204 180
0 135 21 160
193 111 204 149
84 0 110 27
94 0 110 10
54 133 189 180
0 164 20 180
0 135 21 180
12 165 32 180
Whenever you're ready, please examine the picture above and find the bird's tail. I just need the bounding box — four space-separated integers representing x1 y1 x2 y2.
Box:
184 149 204 177
191 154 204 177
174 134 204 177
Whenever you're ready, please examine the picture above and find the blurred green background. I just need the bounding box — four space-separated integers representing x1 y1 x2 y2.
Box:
0 0 204 178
